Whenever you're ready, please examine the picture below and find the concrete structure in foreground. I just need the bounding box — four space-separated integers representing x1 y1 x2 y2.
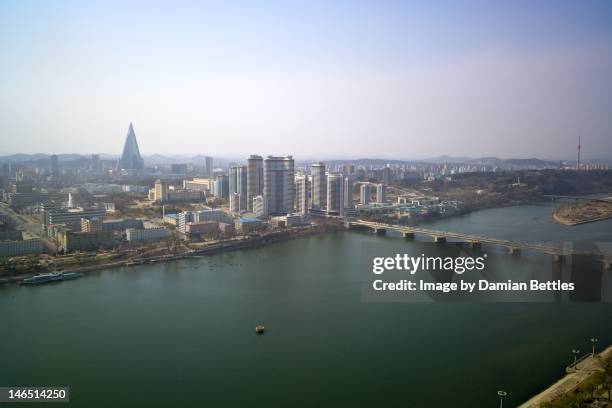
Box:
519 345 612 407
263 156 295 216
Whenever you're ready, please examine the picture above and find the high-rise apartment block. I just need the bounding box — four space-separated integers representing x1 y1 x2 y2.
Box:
229 166 247 212
311 162 326 211
295 174 310 215
213 175 229 199
344 176 354 209
376 184 387 203
360 184 372 205
205 156 213 177
326 173 345 216
263 156 294 216
246 155 264 211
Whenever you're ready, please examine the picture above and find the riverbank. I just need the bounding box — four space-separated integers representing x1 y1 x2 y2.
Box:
0 225 343 285
520 345 612 407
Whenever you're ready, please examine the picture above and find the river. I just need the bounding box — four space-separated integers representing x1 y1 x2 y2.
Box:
1 201 611 407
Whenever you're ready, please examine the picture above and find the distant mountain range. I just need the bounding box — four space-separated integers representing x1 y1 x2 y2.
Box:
0 153 220 166
0 153 607 166
0 153 117 163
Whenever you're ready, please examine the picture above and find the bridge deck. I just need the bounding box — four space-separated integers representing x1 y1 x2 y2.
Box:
351 220 606 257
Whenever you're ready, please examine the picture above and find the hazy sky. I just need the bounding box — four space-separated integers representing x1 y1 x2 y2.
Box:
1 1 611 159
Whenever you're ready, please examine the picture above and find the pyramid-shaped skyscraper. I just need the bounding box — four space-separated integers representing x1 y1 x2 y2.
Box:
117 123 144 170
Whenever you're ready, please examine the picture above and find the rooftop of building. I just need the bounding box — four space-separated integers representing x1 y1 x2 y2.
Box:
239 217 262 223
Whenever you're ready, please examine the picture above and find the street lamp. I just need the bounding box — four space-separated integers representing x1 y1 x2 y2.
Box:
572 349 580 368
590 338 599 356
497 390 507 408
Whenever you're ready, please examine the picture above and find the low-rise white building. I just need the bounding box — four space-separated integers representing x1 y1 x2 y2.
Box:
126 227 171 242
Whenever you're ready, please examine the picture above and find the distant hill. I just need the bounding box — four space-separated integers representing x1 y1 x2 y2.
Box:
0 153 51 162
466 157 558 167
423 155 473 163
0 153 576 168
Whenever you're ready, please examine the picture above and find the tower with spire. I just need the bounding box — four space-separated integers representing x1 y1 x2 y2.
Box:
116 123 144 170
576 135 581 171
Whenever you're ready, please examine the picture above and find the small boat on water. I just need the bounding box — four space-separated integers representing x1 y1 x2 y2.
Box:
255 325 265 334
21 272 82 285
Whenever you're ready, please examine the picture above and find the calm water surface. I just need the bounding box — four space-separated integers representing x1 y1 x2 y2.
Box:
1 202 611 407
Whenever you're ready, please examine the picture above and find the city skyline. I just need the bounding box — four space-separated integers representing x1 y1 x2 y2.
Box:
1 1 612 158
0 118 607 163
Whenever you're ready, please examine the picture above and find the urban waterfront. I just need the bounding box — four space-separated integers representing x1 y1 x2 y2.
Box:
1 202 612 407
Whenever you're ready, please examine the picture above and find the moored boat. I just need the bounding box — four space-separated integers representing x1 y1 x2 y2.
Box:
21 271 83 285
22 272 63 285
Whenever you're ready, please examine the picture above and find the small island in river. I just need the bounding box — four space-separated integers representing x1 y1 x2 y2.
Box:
553 199 612 226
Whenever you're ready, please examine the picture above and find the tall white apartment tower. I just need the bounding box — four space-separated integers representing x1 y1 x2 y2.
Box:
229 166 247 211
376 184 387 203
246 155 264 211
360 184 372 205
310 162 327 211
326 173 345 216
344 175 354 209
295 174 310 215
204 156 213 177
263 156 295 216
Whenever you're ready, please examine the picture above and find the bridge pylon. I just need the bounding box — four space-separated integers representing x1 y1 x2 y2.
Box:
508 247 521 256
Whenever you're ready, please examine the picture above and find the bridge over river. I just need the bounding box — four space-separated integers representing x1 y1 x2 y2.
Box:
347 220 612 267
